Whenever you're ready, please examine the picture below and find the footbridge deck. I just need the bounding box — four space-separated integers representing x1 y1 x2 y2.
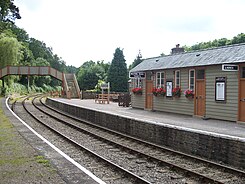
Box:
0 66 63 80
0 66 80 99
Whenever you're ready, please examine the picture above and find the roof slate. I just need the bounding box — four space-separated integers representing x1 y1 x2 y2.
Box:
130 43 245 72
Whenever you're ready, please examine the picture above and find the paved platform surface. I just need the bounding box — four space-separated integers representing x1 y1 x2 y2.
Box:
54 98 245 140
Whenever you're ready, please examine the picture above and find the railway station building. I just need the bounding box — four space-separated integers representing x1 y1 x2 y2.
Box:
129 43 245 122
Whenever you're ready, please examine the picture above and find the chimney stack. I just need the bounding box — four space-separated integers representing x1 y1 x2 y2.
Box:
171 44 184 55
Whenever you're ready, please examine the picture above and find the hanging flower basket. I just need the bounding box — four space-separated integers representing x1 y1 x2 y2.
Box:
172 87 181 97
184 89 194 99
132 87 142 95
152 87 166 97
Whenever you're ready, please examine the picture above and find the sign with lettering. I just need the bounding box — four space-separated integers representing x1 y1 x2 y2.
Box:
130 72 146 78
166 81 173 97
215 77 226 101
222 64 238 71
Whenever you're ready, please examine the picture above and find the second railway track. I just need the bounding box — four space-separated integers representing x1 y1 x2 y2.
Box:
11 94 245 184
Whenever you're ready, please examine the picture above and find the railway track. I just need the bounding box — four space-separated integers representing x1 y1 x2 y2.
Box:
11 94 245 183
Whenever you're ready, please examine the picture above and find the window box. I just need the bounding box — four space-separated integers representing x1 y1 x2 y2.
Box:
172 87 181 97
132 87 142 95
152 87 166 97
184 89 194 99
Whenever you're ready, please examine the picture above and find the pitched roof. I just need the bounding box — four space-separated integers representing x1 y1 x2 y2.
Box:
130 43 245 72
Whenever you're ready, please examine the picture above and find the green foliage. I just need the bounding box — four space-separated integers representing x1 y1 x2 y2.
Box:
30 85 44 93
231 33 245 44
42 84 54 92
8 23 29 42
0 0 21 22
0 83 27 96
94 79 105 93
184 33 245 51
0 33 22 68
107 48 128 92
129 51 143 70
66 65 78 74
77 60 109 90
35 155 50 167
0 3 73 93
0 87 7 96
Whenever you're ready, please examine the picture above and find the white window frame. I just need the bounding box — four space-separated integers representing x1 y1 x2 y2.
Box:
135 78 142 88
175 70 180 88
189 69 195 91
156 72 165 88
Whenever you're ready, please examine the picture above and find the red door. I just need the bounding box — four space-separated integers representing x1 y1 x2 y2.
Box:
145 80 153 110
195 80 206 116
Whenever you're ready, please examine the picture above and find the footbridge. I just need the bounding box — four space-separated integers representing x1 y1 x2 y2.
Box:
0 66 80 99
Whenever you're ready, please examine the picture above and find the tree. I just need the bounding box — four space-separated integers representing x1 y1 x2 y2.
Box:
184 33 245 52
231 33 245 44
0 0 21 22
8 24 29 42
129 50 143 70
76 60 108 90
66 65 78 74
0 33 22 67
107 48 128 92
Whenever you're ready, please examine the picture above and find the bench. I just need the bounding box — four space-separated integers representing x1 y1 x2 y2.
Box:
95 94 110 104
110 94 119 102
118 93 131 107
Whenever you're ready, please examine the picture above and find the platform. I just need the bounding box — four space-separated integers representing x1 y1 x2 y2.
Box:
47 98 245 170
53 98 245 140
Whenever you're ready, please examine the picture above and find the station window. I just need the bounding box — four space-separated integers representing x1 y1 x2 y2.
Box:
242 67 245 78
175 70 180 88
197 69 205 79
189 69 195 91
135 78 142 88
156 72 165 88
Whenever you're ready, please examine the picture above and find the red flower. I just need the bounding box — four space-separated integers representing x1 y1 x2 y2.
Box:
132 87 142 95
184 89 194 98
152 87 166 96
172 87 181 97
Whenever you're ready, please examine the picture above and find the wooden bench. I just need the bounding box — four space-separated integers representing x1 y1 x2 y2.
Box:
110 94 119 102
95 94 110 104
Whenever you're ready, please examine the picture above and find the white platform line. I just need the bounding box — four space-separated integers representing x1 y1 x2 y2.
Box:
6 97 106 184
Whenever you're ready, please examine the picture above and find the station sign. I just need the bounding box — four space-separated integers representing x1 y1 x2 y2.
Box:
130 72 146 78
222 64 239 71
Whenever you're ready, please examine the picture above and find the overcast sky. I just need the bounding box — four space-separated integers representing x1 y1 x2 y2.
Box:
15 0 245 67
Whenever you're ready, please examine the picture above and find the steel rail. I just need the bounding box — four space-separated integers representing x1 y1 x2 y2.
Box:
22 95 151 184
39 96 245 183
41 97 245 174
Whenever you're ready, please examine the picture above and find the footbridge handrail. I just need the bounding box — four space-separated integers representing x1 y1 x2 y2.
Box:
0 65 81 99
0 66 63 81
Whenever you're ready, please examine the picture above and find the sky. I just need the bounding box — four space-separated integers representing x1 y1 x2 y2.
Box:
15 0 245 67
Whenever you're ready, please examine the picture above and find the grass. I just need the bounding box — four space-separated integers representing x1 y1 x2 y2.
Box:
35 155 51 167
0 99 31 166
0 96 57 181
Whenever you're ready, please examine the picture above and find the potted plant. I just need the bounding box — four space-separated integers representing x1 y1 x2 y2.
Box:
132 87 142 95
184 89 194 99
152 87 166 96
172 87 181 97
